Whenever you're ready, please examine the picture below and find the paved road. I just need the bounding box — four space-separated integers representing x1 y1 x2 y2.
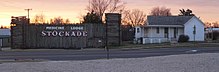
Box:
0 47 219 61
2 53 219 72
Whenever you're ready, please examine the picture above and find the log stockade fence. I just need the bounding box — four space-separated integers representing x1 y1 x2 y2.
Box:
11 13 121 49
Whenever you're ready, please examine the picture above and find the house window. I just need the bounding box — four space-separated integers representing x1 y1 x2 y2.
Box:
164 28 169 38
156 27 160 34
136 28 140 33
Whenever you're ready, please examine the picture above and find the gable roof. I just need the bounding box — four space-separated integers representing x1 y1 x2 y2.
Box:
147 16 193 26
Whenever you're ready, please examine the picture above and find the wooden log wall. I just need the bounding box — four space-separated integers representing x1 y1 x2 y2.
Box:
11 13 121 49
24 24 105 49
105 13 122 46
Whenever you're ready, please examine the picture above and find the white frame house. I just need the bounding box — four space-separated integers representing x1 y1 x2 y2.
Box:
135 16 205 44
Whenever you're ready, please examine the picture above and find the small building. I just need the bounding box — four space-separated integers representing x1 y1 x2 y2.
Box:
135 16 205 44
205 28 219 40
0 29 11 48
206 28 219 32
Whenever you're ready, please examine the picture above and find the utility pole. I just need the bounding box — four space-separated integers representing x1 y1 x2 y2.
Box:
25 9 32 20
24 9 32 49
106 20 109 59
193 25 196 41
193 25 196 47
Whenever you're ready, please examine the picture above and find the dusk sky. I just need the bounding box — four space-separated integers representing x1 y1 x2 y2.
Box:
0 0 219 26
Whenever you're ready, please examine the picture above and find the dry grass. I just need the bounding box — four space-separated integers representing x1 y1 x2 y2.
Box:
111 41 219 49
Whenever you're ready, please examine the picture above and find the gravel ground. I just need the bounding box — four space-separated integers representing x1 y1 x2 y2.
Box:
1 53 219 72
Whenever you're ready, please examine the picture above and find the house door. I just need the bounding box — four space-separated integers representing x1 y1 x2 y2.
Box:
164 28 169 38
174 28 178 38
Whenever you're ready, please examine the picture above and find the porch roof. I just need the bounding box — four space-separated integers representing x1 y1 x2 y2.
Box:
144 25 184 28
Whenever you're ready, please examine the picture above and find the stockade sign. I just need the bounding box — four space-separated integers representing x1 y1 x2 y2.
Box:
10 13 121 49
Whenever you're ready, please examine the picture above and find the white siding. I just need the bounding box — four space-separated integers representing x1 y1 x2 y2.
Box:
143 37 169 44
147 27 164 38
169 28 174 38
169 27 184 39
135 26 144 39
147 27 184 38
184 17 205 41
178 28 184 36
143 27 185 44
177 28 184 40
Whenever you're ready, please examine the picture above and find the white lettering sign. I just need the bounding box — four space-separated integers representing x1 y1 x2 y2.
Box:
46 27 64 30
41 31 88 37
42 26 87 37
71 27 84 30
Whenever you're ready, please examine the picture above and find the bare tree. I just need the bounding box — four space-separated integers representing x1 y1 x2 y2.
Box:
87 0 125 21
82 11 101 23
65 19 71 24
87 0 111 17
0 25 9 29
179 9 195 16
205 22 211 28
150 6 172 16
33 14 46 24
108 0 126 13
122 9 146 26
205 22 219 28
50 17 72 24
212 22 219 28
0 25 4 29
50 16 64 24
